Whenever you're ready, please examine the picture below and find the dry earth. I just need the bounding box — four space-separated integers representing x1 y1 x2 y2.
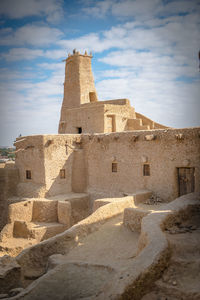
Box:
16 214 140 299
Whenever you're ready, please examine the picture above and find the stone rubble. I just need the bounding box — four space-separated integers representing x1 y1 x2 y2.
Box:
144 194 164 205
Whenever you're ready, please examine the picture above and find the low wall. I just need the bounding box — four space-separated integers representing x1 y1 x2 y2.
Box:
104 192 200 299
11 196 135 284
1 193 199 299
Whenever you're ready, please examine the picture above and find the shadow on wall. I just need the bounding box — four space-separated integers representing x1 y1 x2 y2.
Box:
45 142 87 197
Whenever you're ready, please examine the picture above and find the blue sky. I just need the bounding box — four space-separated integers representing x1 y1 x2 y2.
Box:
0 0 200 146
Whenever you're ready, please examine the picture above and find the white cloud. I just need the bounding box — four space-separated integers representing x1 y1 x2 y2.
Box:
0 48 69 61
58 33 108 53
1 48 44 61
83 0 200 20
111 0 161 18
0 0 64 23
96 71 200 128
0 66 64 146
0 24 63 46
45 49 67 60
82 0 113 18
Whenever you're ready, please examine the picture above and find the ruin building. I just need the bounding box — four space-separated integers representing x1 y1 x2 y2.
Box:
0 50 200 300
58 49 167 134
0 49 198 205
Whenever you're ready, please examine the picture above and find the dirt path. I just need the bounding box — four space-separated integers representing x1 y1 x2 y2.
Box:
65 213 139 270
21 214 139 300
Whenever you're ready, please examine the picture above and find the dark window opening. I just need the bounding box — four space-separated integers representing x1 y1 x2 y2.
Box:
143 164 150 176
60 169 66 179
26 170 31 180
77 127 82 134
112 162 118 173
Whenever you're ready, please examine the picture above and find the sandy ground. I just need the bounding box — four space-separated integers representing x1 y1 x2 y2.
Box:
20 214 140 300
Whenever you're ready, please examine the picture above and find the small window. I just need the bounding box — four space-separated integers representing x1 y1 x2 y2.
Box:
26 170 31 180
60 169 65 179
143 164 150 176
112 162 118 173
77 127 82 134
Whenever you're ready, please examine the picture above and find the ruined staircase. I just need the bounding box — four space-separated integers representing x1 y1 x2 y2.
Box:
127 118 151 130
0 193 90 257
127 112 168 131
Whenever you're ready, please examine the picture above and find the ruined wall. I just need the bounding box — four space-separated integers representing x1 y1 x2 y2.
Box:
135 112 167 130
83 128 200 201
104 103 135 132
14 128 200 202
59 101 136 134
14 134 88 197
60 105 104 134
0 163 19 230
15 136 46 197
43 135 77 196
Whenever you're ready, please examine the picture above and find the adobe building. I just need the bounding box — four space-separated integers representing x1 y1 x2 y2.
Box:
0 50 200 299
1 50 200 228
58 49 167 134
11 50 199 201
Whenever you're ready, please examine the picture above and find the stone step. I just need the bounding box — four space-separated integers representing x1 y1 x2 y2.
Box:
127 118 150 130
49 193 90 225
13 221 67 242
29 222 67 241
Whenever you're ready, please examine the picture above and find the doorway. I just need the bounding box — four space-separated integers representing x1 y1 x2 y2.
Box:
107 115 116 133
177 167 195 196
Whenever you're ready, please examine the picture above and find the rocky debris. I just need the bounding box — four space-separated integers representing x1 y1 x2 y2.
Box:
145 134 156 141
161 265 177 285
9 287 24 297
165 222 197 234
0 255 21 294
144 194 164 205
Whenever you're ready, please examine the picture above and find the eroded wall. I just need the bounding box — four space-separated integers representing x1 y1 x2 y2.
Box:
43 135 81 196
59 101 136 134
104 103 135 133
15 135 46 197
14 128 200 202
60 105 104 134
14 134 87 197
83 128 200 201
